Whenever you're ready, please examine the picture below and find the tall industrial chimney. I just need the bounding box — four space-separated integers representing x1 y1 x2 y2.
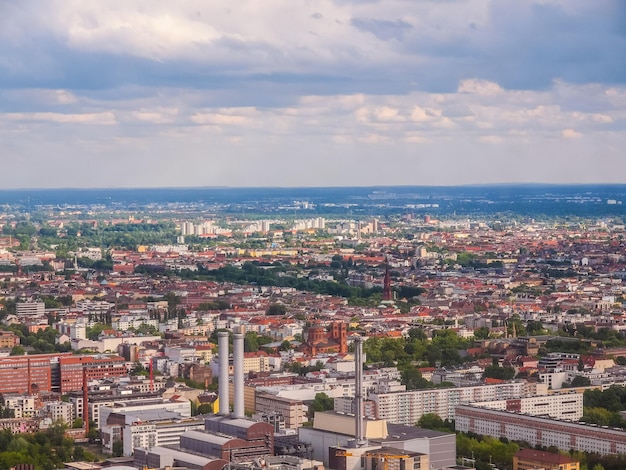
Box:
218 331 230 416
83 368 89 434
233 326 245 419
354 336 367 447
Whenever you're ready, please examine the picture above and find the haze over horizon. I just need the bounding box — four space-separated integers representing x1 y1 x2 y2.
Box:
1 1 625 189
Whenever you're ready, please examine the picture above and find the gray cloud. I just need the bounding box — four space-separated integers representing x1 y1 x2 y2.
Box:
351 18 413 41
0 0 624 188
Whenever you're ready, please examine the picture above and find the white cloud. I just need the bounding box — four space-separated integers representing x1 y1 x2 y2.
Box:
562 129 582 139
458 79 504 96
4 111 116 125
0 0 624 188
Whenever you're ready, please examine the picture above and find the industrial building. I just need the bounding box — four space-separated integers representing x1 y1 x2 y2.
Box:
300 337 456 470
134 327 275 467
300 412 455 470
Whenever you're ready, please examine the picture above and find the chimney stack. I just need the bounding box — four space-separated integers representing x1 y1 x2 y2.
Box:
233 326 245 419
354 336 367 447
218 331 230 416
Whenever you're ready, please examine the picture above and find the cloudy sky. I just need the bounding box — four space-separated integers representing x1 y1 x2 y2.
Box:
1 0 625 188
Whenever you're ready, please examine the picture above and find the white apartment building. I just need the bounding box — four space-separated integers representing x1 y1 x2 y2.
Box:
164 346 199 364
121 415 205 456
45 401 75 425
112 317 159 331
16 302 45 317
456 405 626 454
80 248 103 261
471 391 583 421
76 300 114 317
3 395 36 418
371 381 548 425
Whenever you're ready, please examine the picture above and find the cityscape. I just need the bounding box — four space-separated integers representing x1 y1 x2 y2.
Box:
0 185 624 470
2 1 625 470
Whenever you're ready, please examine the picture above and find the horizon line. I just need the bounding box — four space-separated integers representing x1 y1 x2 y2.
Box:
1 182 625 192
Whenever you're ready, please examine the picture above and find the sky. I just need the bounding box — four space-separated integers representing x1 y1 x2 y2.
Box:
1 0 625 189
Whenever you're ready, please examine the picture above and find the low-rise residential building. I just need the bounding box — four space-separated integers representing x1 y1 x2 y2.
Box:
513 448 579 470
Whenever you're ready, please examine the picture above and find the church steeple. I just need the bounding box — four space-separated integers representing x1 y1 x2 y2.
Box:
383 257 392 301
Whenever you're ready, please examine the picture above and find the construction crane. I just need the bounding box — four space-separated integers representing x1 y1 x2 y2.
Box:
334 450 353 457
366 452 410 470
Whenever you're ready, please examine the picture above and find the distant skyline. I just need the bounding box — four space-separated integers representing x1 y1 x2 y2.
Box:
1 1 625 189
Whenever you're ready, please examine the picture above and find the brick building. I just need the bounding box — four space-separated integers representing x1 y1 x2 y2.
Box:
301 322 347 356
59 355 127 393
0 353 71 394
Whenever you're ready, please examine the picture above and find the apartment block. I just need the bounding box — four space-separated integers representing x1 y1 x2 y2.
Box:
44 401 75 424
456 405 626 454
371 381 547 425
255 392 306 429
472 391 583 421
16 301 45 318
3 395 36 418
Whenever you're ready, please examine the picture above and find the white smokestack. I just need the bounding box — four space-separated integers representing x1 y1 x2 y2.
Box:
218 331 230 416
233 326 245 419
355 335 367 446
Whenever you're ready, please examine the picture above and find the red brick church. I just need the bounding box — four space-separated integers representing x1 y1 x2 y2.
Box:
300 322 348 355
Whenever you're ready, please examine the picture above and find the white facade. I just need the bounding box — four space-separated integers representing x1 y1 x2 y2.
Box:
371 381 548 425
471 391 583 421
4 395 36 418
456 405 626 455
16 302 45 317
122 419 205 456
45 401 76 424
98 399 191 431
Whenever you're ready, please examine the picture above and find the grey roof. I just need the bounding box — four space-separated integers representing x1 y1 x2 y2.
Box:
141 446 216 467
124 409 183 422
377 423 454 441
182 429 232 445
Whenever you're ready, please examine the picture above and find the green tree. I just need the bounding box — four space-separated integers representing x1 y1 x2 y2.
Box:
417 413 445 430
267 303 287 316
571 375 591 387
9 346 25 356
197 403 214 415
308 392 334 419
401 366 432 390
244 332 260 352
112 439 123 457
483 364 516 380
474 326 490 340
